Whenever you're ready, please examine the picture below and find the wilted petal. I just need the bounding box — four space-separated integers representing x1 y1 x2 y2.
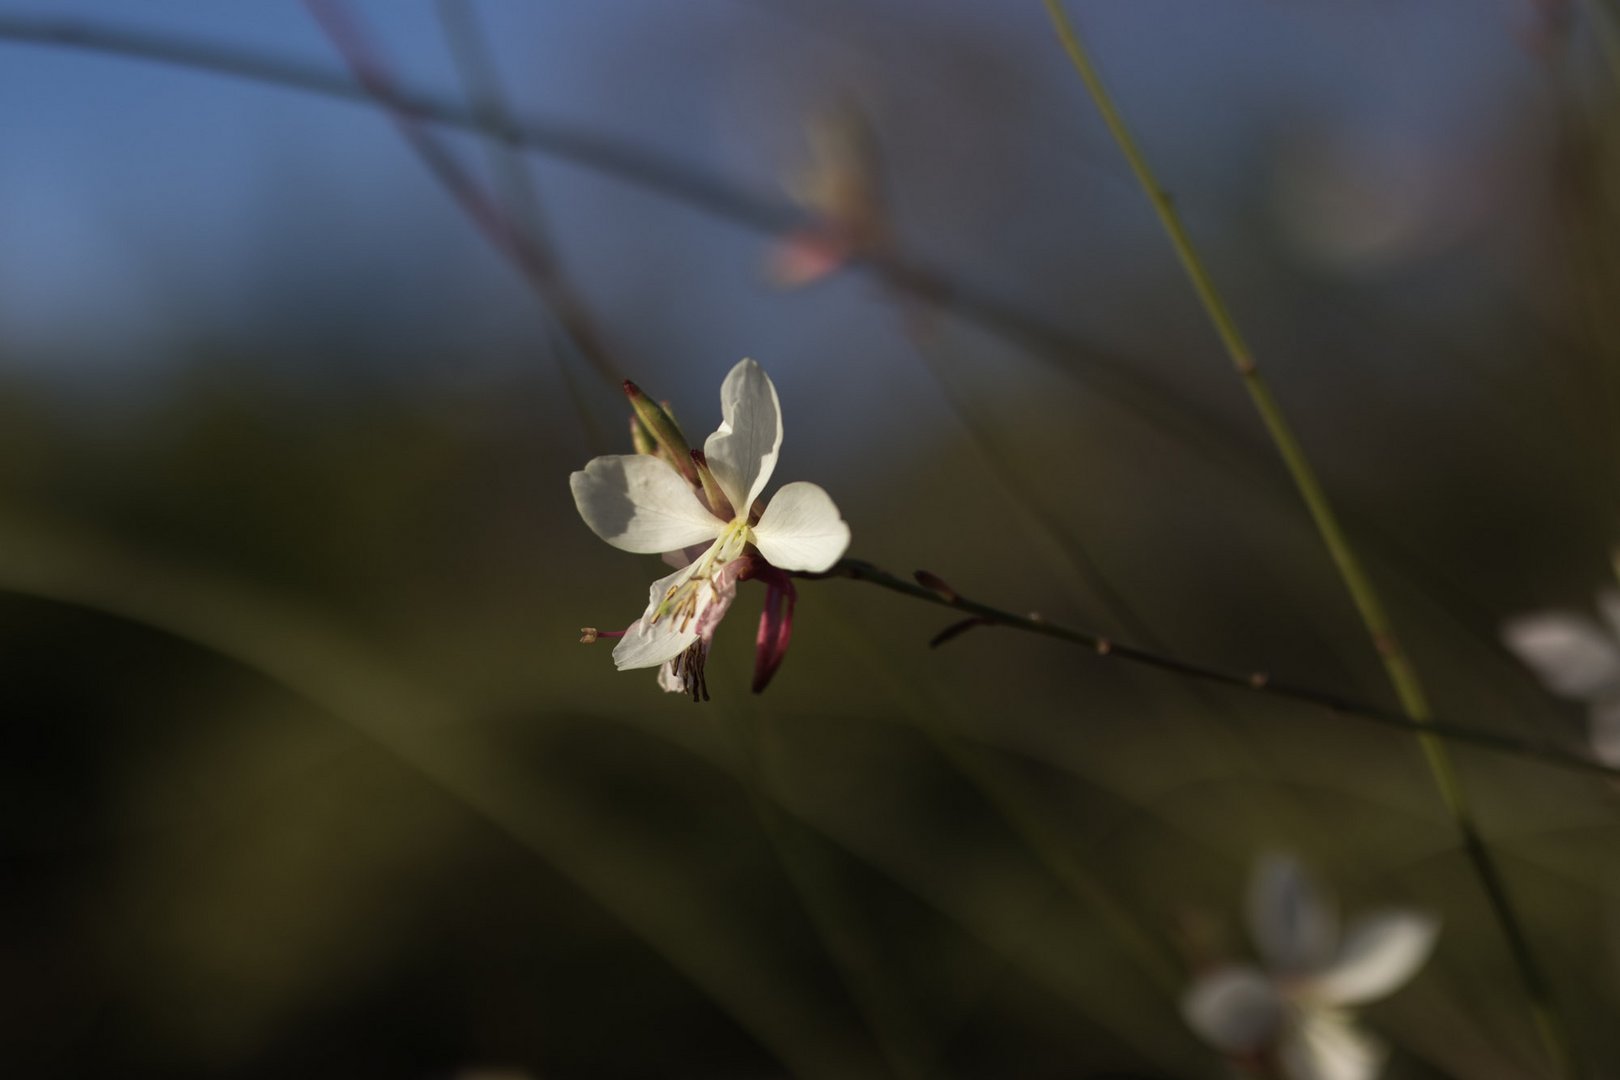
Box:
703 358 782 515
1249 854 1338 976
1590 695 1620 767
1278 1009 1385 1080
572 455 723 554
1307 910 1437 1006
656 660 685 694
751 482 851 572
612 565 702 670
1182 965 1284 1052
1501 611 1620 700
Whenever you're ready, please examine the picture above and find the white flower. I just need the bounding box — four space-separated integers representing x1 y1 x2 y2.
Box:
1183 854 1440 1080
1502 591 1620 767
570 358 850 696
769 101 889 287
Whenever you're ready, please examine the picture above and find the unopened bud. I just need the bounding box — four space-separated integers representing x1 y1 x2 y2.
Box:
623 380 698 483
690 450 735 520
913 570 958 602
629 415 658 457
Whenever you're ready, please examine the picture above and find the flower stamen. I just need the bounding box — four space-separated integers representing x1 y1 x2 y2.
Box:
669 641 710 702
650 520 753 631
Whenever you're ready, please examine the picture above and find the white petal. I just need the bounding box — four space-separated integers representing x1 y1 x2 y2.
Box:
612 566 701 670
1590 695 1620 767
750 482 851 573
1278 1010 1385 1080
613 618 694 671
657 661 685 694
1307 910 1437 1006
1249 854 1338 976
571 455 723 554
1501 611 1620 700
1181 965 1284 1052
703 358 782 514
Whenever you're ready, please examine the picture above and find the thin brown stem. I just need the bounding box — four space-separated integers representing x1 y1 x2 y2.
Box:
823 558 1620 782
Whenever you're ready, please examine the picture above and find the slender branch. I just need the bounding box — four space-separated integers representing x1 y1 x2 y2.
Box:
1040 3 1573 1071
827 558 1620 781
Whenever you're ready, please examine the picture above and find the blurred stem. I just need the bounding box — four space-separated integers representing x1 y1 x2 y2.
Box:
0 514 872 1079
1040 2 1573 1072
435 0 548 251
433 0 612 454
809 599 1189 1070
309 0 613 450
720 708 935 1080
827 558 1619 781
1582 0 1620 90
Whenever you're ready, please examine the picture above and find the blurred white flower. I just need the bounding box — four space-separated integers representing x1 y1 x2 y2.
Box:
571 358 850 698
1501 590 1620 767
769 101 890 287
1183 854 1439 1080
1270 126 1490 275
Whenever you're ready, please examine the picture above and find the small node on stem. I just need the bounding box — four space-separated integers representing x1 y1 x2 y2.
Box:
1249 671 1270 689
914 570 959 602
1095 638 1113 656
579 627 599 644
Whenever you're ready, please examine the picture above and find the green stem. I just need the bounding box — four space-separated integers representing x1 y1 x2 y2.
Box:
1040 3 1573 1072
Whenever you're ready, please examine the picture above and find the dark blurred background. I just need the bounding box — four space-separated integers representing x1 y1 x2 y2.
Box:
3 1 1620 1076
